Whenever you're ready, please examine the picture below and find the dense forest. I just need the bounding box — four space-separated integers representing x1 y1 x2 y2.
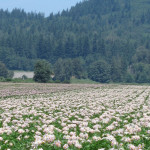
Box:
1 0 150 83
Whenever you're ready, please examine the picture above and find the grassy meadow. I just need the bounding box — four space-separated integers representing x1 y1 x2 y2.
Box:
0 83 150 150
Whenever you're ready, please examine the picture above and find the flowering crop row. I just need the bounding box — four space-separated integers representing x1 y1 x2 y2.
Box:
0 83 150 150
0 83 102 98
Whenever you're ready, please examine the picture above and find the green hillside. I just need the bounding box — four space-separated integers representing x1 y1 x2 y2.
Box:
0 0 150 83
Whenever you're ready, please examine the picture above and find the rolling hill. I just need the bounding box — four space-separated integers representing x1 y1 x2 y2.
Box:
0 0 150 82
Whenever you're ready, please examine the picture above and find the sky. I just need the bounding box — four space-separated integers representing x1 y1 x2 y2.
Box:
0 0 82 16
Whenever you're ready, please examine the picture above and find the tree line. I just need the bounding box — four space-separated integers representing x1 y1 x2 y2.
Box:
33 56 150 83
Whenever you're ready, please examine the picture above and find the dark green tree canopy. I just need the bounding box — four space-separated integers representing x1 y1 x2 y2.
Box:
72 58 85 79
1 0 150 82
33 60 52 83
53 58 73 82
0 61 9 78
88 60 111 83
131 63 150 83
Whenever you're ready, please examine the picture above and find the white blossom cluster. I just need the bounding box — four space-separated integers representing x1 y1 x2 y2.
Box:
0 84 149 149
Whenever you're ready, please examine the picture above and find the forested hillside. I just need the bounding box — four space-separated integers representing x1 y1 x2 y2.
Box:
1 0 150 82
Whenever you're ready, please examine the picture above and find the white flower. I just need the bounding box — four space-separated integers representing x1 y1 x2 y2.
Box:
18 129 25 134
75 141 82 149
131 135 140 141
54 140 61 147
43 134 55 142
63 144 69 149
0 137 3 141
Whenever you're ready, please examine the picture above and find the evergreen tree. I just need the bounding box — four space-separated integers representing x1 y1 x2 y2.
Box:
0 0 150 83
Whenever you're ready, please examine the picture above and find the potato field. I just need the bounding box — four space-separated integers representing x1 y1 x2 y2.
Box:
0 83 150 150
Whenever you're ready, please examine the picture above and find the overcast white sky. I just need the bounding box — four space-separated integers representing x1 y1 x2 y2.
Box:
0 0 82 16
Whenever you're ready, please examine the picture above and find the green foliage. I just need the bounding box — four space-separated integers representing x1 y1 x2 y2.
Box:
7 70 14 78
110 56 128 82
0 61 9 78
88 60 111 83
22 75 28 80
53 58 73 82
132 47 150 64
82 139 111 150
131 63 150 83
33 60 52 83
53 58 87 83
70 78 98 84
72 58 86 79
0 0 150 82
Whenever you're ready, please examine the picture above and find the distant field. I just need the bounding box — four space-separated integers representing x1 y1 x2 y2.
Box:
70 78 98 84
0 83 150 149
0 83 103 98
13 71 34 79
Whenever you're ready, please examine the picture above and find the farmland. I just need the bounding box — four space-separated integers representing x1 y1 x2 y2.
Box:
0 83 150 150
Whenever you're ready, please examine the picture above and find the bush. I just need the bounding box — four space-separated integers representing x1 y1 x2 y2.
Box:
22 75 28 80
0 77 6 82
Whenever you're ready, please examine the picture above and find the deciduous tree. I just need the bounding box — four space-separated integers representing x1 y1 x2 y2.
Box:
33 60 52 83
